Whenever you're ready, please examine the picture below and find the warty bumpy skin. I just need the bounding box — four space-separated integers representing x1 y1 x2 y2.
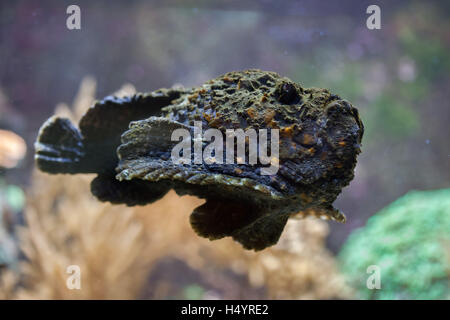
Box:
35 69 364 250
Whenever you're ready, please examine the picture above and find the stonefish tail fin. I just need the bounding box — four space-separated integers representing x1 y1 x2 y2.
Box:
34 116 91 174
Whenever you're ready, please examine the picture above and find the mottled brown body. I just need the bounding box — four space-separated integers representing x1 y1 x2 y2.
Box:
35 69 363 250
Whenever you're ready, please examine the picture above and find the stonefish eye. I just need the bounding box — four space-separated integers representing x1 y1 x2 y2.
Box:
277 83 301 105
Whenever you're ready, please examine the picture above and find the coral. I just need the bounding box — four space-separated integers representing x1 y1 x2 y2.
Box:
15 172 162 299
0 270 18 299
6 172 350 300
339 189 450 300
0 181 24 269
0 129 26 169
133 196 353 299
0 90 27 274
189 218 353 300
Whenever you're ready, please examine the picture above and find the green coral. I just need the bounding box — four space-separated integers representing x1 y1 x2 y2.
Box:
0 180 25 268
339 189 450 300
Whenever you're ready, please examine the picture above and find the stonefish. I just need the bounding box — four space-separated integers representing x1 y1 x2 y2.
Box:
35 69 364 250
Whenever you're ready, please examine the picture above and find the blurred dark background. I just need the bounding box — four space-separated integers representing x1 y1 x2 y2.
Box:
0 0 449 252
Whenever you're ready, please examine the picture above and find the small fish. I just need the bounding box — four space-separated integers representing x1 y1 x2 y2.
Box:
35 69 364 250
